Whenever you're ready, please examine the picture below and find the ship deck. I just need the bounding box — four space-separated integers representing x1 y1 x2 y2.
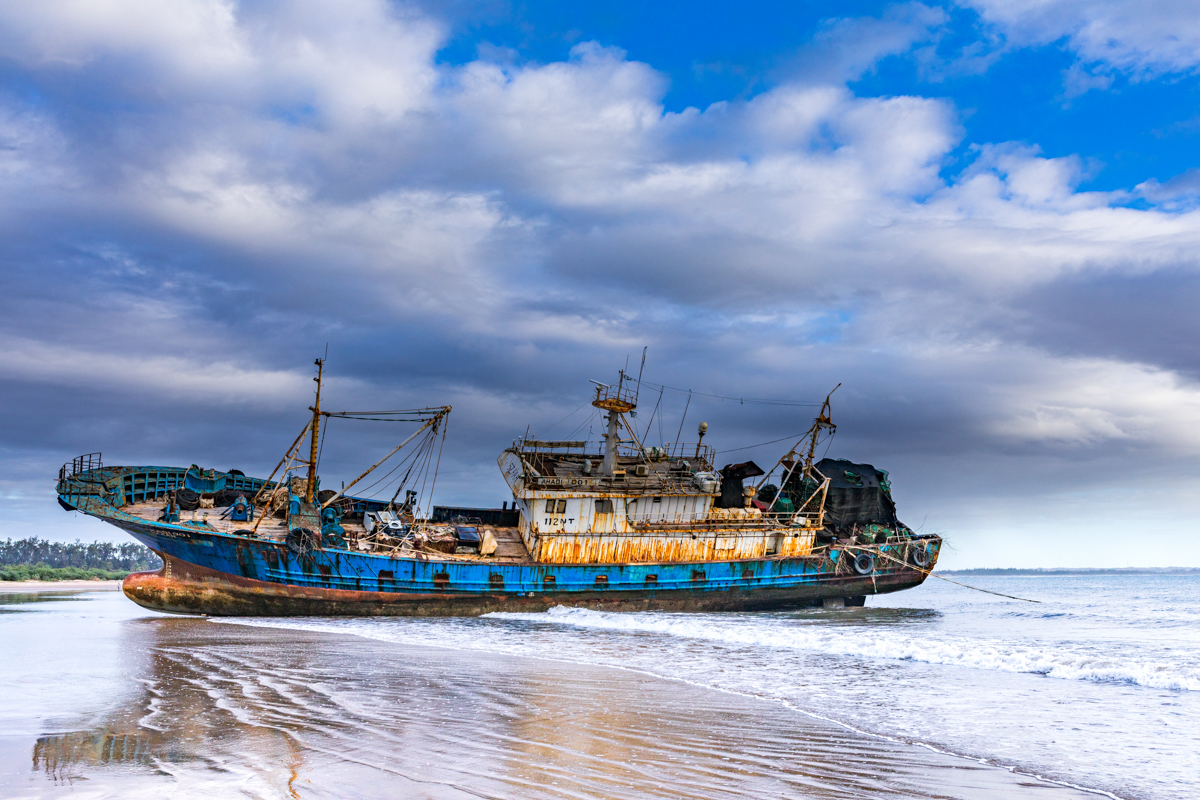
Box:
121 501 535 563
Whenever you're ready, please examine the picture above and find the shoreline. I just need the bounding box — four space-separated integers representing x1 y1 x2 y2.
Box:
217 615 1125 800
3 583 1139 799
0 579 122 592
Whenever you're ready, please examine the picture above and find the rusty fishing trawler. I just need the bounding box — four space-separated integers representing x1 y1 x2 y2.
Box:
55 361 941 616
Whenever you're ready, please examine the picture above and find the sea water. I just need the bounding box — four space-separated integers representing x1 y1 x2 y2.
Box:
224 575 1200 800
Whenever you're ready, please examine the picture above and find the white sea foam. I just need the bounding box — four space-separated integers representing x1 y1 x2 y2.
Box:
217 576 1200 800
485 606 1200 691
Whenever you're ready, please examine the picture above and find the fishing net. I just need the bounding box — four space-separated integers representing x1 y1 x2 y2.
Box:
784 458 899 535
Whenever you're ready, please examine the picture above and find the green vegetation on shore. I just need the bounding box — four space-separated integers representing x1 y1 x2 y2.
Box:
0 564 130 582
0 537 161 581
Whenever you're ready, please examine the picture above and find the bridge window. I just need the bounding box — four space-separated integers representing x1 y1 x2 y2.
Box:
545 498 567 514
595 499 613 514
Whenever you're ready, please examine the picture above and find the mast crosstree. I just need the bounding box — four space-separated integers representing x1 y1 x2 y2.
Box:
591 370 638 477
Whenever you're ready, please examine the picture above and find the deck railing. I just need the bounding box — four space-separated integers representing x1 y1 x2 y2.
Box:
517 439 715 466
59 452 102 482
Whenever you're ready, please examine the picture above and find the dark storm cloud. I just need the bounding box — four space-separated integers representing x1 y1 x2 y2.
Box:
1011 269 1200 381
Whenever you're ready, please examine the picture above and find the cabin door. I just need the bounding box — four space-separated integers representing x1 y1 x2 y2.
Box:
592 498 615 532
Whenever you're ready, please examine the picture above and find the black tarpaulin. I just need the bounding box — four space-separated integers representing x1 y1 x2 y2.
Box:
786 458 898 531
716 461 765 508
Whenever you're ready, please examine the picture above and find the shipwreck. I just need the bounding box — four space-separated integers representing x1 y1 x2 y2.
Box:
56 362 940 616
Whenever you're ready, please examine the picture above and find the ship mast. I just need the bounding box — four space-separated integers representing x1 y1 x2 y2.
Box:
592 371 637 476
803 385 838 469
306 358 324 504
753 384 839 497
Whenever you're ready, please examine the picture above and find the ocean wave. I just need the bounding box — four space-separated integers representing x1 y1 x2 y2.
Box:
486 607 1200 691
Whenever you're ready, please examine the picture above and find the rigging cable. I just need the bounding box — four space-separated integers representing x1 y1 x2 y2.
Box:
364 446 426 503
672 391 692 449
422 415 450 520
641 387 664 444
414 429 437 518
534 401 589 440
657 390 665 446
868 548 1041 603
713 431 806 457
564 408 599 442
356 429 435 498
386 452 425 511
821 428 836 460
322 408 449 423
315 415 330 471
638 381 819 408
366 431 438 503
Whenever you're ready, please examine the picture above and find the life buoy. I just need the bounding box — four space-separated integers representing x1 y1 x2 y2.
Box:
852 553 874 575
911 545 930 568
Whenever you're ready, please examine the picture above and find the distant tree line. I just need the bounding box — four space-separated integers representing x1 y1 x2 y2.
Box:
0 565 134 582
0 537 162 571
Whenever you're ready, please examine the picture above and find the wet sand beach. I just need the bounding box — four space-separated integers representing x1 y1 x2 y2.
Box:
2 590 1105 800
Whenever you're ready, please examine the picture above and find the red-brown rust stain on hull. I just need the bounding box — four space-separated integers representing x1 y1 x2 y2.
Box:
122 555 931 618
533 530 817 564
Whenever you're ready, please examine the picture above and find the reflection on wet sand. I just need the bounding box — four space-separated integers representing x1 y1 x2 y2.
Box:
31 618 307 796
35 730 158 781
23 611 1103 800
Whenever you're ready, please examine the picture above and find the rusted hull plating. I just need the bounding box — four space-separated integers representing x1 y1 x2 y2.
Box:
123 553 930 617
106 513 938 616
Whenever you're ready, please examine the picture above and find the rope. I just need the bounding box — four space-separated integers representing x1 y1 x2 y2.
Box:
320 416 435 423
640 387 665 444
423 416 449 520
672 391 692 448
534 402 589 440
638 381 820 407
714 431 806 457
316 416 330 470
856 545 1042 603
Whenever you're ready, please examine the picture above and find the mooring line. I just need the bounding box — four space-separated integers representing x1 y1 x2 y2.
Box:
858 546 1042 603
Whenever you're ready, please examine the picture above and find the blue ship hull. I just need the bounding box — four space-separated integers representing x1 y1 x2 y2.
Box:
60 464 940 616
120 518 938 616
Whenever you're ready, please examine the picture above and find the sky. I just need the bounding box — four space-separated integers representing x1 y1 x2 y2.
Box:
3 0 1200 568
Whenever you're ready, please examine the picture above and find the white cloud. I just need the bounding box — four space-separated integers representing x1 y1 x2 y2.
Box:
0 106 73 194
963 0 1200 82
0 0 441 122
6 1 1197 313
0 336 311 405
795 2 949 83
0 0 251 97
3 0 1200 556
985 353 1200 450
